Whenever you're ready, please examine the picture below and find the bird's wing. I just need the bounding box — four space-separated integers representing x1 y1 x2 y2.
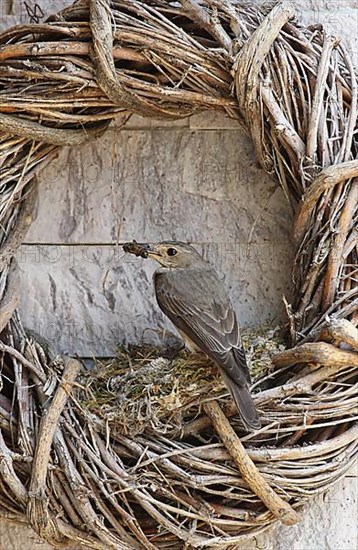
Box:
154 270 251 386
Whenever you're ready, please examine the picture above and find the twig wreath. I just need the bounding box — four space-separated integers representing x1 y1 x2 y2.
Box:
0 0 357 548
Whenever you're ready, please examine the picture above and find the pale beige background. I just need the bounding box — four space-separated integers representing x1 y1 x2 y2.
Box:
1 0 357 548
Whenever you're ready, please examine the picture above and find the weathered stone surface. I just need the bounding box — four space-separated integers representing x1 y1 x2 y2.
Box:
271 472 358 550
0 0 74 31
18 237 293 356
25 128 290 244
21 127 293 356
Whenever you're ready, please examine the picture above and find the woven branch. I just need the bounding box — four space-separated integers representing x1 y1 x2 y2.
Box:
0 0 357 548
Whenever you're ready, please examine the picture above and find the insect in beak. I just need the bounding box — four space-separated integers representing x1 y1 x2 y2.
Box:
122 240 162 259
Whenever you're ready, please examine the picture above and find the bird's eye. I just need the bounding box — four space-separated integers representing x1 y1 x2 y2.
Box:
167 248 177 256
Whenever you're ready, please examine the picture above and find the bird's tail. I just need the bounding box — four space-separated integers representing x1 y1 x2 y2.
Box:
220 369 260 432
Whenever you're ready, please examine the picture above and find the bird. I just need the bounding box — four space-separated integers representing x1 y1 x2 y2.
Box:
129 240 260 432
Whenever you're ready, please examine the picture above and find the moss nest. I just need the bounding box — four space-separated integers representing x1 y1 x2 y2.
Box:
79 324 286 437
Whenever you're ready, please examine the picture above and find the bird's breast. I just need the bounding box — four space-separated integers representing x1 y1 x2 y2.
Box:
177 329 201 353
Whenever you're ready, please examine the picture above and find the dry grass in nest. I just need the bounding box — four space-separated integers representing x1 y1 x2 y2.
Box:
81 325 285 437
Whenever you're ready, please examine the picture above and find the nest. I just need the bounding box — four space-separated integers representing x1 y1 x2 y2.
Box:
82 325 285 437
0 0 357 548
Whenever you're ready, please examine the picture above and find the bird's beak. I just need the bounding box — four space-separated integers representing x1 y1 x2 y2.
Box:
144 244 162 258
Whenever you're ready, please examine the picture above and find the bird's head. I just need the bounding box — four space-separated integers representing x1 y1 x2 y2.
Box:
144 241 204 269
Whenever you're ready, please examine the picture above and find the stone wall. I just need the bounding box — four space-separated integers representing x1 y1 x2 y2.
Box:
20 112 294 357
0 1 357 548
